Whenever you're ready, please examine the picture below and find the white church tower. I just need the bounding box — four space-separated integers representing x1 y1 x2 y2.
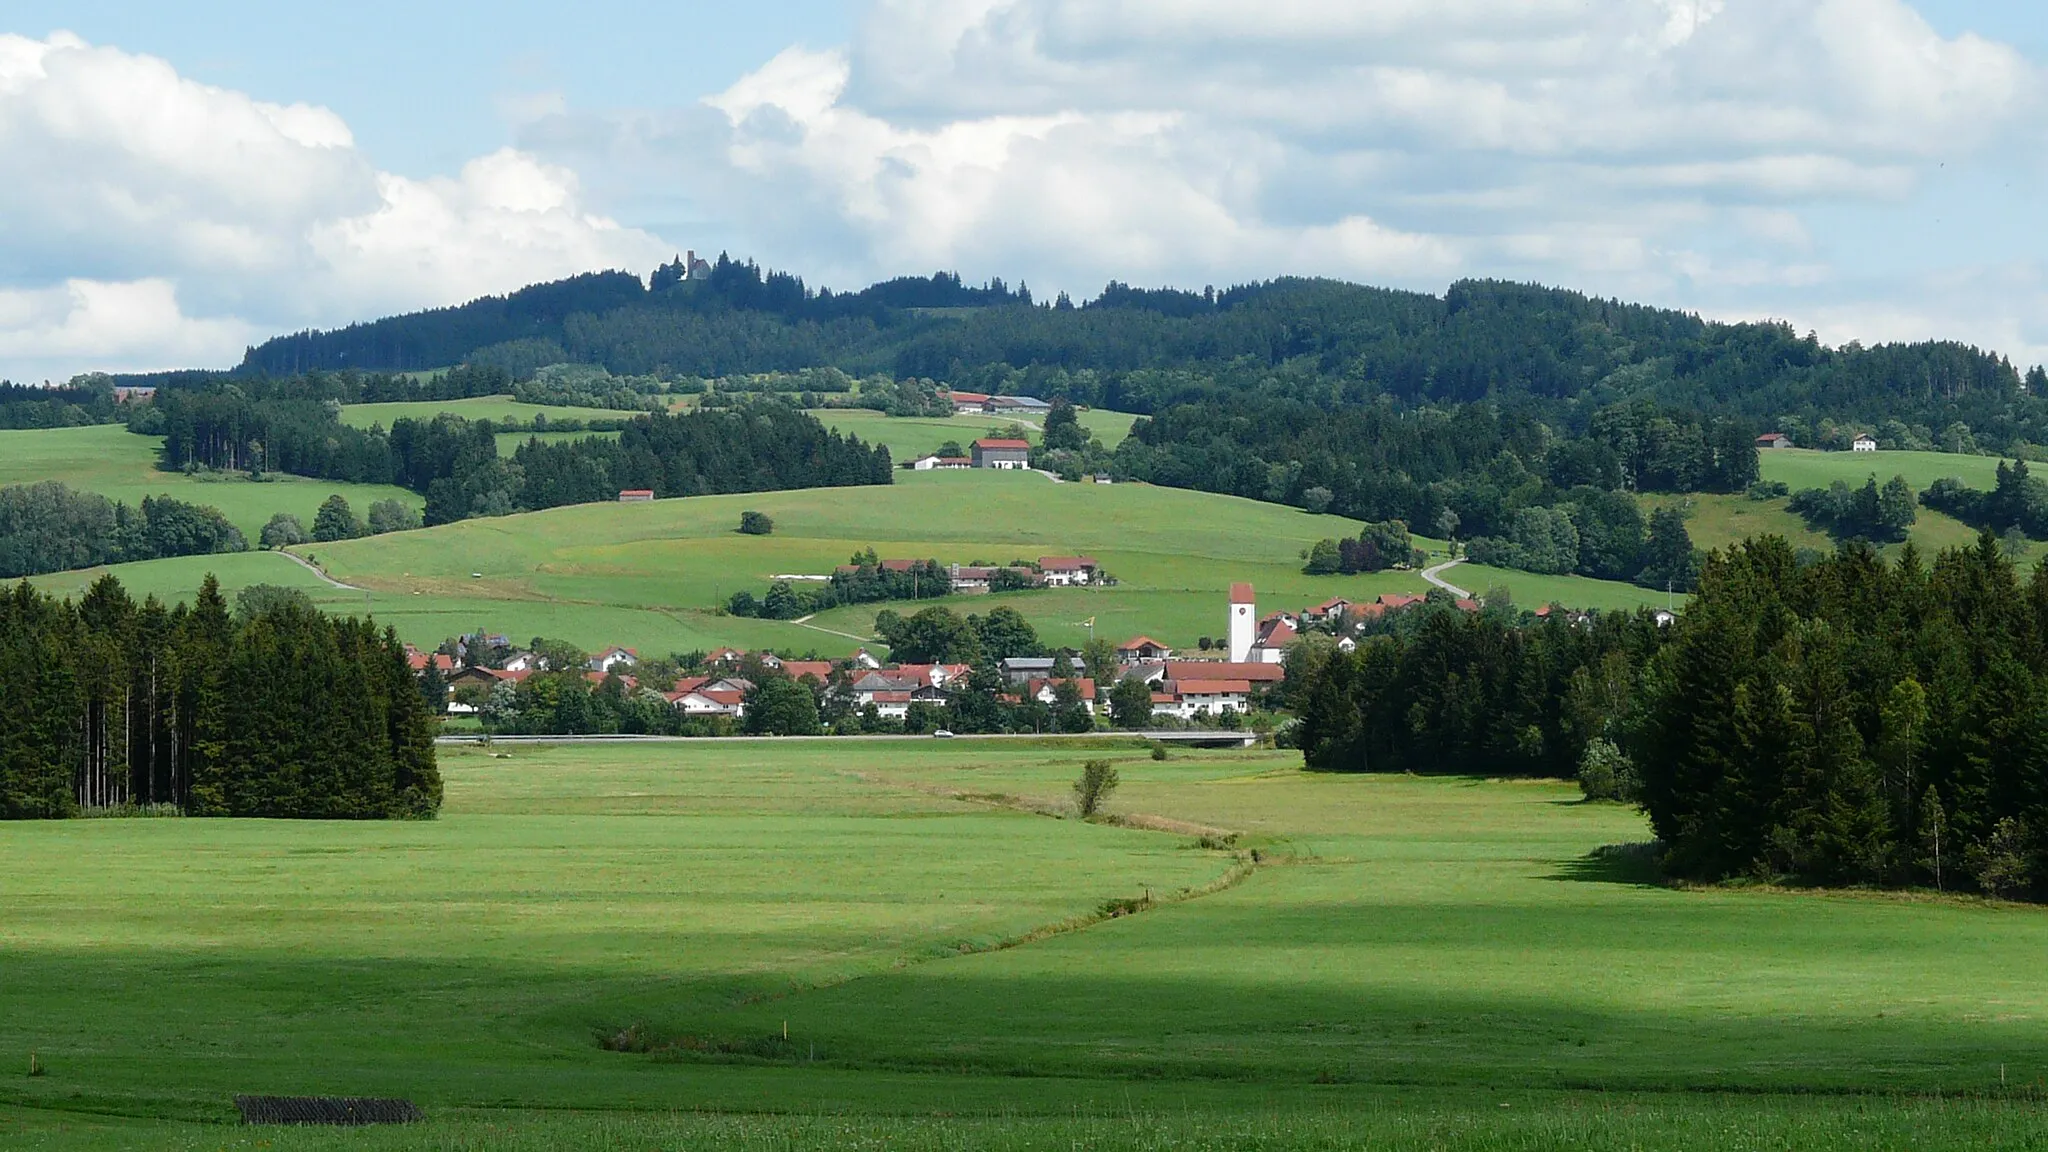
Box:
1228 583 1256 663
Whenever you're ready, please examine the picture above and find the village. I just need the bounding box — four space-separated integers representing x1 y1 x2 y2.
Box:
404 576 1540 730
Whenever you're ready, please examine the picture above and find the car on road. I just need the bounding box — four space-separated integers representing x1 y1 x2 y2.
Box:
932 730 955 739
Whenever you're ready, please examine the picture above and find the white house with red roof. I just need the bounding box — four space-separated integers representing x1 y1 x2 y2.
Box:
1028 678 1098 715
1039 556 1099 586
588 646 639 673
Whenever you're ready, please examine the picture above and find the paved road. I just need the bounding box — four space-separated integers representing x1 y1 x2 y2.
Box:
1421 558 1471 599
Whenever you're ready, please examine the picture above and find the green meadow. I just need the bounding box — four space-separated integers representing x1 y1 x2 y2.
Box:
1758 445 2012 492
3 739 2043 1149
21 467 1671 655
335 395 641 429
0 425 422 538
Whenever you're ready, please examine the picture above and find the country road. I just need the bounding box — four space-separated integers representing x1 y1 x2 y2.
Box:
1421 558 1471 599
279 550 360 591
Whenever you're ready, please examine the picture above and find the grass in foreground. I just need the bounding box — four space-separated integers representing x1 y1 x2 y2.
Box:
2 738 2044 1152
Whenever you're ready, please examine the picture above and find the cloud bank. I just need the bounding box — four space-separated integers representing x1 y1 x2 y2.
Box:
0 32 669 380
562 0 2045 363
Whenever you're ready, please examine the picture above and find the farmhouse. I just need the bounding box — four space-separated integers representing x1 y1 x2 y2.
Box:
907 454 973 471
1027 678 1098 715
1756 432 1794 449
947 390 991 414
972 438 1032 469
1853 435 1878 452
1039 556 1100 586
618 489 655 502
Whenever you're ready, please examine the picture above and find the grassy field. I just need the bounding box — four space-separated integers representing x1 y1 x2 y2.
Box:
3 739 2043 1149
0 425 422 538
16 469 1669 655
1758 446 2012 492
336 395 642 429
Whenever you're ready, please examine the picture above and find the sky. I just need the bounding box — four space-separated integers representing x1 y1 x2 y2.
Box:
1 0 2045 381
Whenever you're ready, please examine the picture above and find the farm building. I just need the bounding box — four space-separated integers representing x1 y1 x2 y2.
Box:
907 454 972 470
1117 636 1174 664
1040 556 1100 586
972 439 1032 469
1853 435 1878 452
618 489 655 502
1756 433 1794 449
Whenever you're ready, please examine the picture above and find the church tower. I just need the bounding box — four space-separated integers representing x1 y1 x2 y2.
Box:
1228 583 1255 663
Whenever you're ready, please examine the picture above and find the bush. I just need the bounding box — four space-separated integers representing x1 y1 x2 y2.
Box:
1150 742 1168 761
1577 738 1639 803
259 512 307 549
1746 480 1790 500
312 494 363 542
366 499 422 535
738 510 774 535
1967 817 2034 898
1074 759 1120 817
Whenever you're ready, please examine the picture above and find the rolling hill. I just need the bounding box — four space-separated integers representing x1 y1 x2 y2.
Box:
29 471 1668 658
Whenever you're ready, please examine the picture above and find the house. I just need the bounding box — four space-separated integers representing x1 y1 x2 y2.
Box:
403 645 455 675
618 489 655 503
1653 609 1679 627
779 661 834 683
1116 636 1174 664
1001 656 1059 684
907 454 973 471
1039 556 1099 586
1158 661 1285 686
706 647 746 667
1852 435 1878 452
588 646 639 673
668 688 745 719
972 438 1032 469
947 390 992 414
1028 678 1098 715
852 648 884 670
112 386 157 404
1756 432 1795 450
1248 614 1298 664
1146 678 1251 722
1303 597 1352 626
443 666 526 713
502 651 543 673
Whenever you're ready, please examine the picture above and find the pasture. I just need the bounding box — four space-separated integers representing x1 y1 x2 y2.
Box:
335 395 642 429
3 739 2043 1149
1757 446 2013 492
0 425 422 538
22 467 1672 656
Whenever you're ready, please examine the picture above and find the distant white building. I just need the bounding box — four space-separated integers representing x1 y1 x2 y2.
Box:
1852 435 1878 452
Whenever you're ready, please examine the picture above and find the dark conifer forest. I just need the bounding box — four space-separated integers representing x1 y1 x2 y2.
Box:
0 575 440 820
1290 532 2048 900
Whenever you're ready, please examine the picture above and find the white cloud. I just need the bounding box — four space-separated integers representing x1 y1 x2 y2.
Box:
0 33 670 381
541 0 2044 363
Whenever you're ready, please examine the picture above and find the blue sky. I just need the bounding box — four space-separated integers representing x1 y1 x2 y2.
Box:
1 1 2044 379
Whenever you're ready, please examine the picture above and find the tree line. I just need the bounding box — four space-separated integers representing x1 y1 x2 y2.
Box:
0 483 247 578
1288 533 2048 900
0 576 439 820
138 385 892 526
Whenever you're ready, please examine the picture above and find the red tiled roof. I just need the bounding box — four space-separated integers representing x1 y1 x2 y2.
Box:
948 391 991 403
1039 556 1098 570
781 661 833 681
1118 636 1169 651
1162 661 1284 682
1454 599 1482 613
870 691 914 704
975 438 1031 450
1230 582 1255 604
1175 680 1253 696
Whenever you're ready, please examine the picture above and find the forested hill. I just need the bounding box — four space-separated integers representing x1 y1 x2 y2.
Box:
229 259 2047 445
